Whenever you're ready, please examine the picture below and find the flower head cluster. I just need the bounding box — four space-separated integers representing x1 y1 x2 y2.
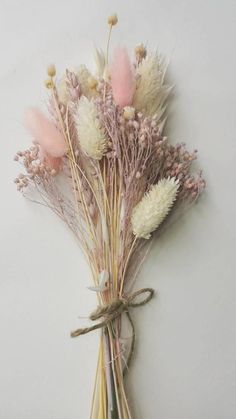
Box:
131 178 179 239
14 16 205 264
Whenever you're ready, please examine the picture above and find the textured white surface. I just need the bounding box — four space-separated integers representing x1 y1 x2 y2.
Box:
0 0 236 418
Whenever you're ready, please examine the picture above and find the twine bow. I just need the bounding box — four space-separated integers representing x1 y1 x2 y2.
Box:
71 287 154 338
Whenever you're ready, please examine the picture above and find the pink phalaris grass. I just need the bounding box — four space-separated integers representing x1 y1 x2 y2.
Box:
110 48 135 107
24 107 67 158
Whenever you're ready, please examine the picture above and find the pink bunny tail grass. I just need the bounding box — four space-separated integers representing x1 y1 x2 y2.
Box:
111 48 135 107
24 107 67 158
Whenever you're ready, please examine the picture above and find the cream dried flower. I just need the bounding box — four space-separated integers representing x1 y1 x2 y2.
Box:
131 178 179 239
133 53 171 120
108 14 118 26
87 76 98 90
123 106 135 120
76 96 107 160
77 65 97 98
44 78 53 89
47 64 56 77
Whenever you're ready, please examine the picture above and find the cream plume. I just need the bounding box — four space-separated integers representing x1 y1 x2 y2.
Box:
131 178 179 239
24 107 67 158
111 48 135 107
76 96 107 160
94 48 106 78
133 53 171 122
57 77 69 105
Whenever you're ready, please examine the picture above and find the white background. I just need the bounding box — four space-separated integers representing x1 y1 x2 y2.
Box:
0 0 236 418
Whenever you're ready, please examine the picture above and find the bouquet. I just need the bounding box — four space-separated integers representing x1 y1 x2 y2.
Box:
14 14 205 419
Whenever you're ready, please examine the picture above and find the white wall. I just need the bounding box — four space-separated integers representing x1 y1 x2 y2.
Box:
0 0 236 418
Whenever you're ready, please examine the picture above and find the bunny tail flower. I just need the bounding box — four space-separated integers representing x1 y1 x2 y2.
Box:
111 48 135 107
131 178 179 239
24 107 67 158
133 53 171 122
76 96 107 160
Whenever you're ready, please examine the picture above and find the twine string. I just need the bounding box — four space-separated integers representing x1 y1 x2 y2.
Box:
70 287 154 338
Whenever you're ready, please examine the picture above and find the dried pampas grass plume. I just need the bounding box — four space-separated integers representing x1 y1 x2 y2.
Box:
76 96 107 160
133 53 171 122
24 107 67 158
111 48 135 107
131 178 179 239
94 48 106 78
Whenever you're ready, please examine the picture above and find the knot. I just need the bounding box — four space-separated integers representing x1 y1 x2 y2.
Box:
71 287 154 338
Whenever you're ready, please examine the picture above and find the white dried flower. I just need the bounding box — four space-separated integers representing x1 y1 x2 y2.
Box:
76 96 107 160
133 53 172 120
131 177 179 239
123 106 135 120
87 270 109 292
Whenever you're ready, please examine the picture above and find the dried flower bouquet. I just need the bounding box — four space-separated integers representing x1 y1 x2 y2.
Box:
14 14 205 419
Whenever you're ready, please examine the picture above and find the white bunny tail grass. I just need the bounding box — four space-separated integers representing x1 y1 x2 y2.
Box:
131 177 179 239
76 96 107 160
133 53 172 120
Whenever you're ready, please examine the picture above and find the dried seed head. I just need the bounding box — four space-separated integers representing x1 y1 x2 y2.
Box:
47 64 56 77
135 44 147 62
88 76 98 90
108 14 118 26
44 78 53 89
123 106 135 120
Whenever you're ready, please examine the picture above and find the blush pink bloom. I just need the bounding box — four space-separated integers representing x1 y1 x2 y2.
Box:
110 48 135 107
24 107 67 158
39 147 62 172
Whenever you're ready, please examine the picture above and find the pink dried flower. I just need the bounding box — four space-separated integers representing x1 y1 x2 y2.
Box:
110 48 135 107
24 107 67 157
39 147 62 172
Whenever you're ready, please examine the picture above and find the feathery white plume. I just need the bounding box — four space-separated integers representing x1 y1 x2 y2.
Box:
131 178 179 239
133 53 171 121
57 76 69 105
76 96 107 160
94 48 106 78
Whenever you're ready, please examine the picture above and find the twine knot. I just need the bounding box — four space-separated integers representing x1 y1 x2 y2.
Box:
71 287 154 338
